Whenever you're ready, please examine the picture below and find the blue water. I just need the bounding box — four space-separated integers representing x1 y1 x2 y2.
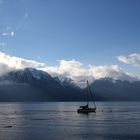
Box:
0 102 140 140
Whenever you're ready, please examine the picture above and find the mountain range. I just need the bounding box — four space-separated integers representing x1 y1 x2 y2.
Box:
0 68 84 101
91 78 140 101
0 68 140 101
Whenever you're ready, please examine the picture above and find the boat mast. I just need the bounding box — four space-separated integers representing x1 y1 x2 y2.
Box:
87 80 96 109
87 80 89 106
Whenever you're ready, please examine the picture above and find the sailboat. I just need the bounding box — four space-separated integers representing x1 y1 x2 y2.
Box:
77 80 96 113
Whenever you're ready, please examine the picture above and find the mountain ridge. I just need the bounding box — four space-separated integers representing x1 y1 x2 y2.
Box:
0 68 84 101
0 68 140 101
90 78 140 101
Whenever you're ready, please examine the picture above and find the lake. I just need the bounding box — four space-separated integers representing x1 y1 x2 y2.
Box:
0 102 140 140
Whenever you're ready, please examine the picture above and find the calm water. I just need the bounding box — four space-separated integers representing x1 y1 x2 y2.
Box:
0 102 140 140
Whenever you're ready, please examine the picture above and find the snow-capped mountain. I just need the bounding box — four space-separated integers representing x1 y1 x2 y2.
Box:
0 68 140 101
0 68 84 101
0 68 52 83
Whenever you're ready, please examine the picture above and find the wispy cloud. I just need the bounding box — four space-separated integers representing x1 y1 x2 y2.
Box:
118 53 140 67
2 31 15 37
11 31 14 37
2 32 9 36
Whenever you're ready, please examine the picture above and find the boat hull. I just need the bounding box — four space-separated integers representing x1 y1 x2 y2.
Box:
77 108 96 113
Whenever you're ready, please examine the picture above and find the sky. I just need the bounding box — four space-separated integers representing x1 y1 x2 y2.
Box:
0 0 140 84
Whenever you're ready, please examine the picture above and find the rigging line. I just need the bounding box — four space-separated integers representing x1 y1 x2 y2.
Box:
87 80 90 106
89 85 96 109
84 88 88 106
87 84 89 106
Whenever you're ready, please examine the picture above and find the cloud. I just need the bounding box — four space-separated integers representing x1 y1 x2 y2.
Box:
11 31 14 36
2 31 15 37
0 63 13 76
118 53 140 67
89 65 133 81
0 52 45 76
2 32 9 36
41 60 94 87
0 51 139 87
41 60 137 87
